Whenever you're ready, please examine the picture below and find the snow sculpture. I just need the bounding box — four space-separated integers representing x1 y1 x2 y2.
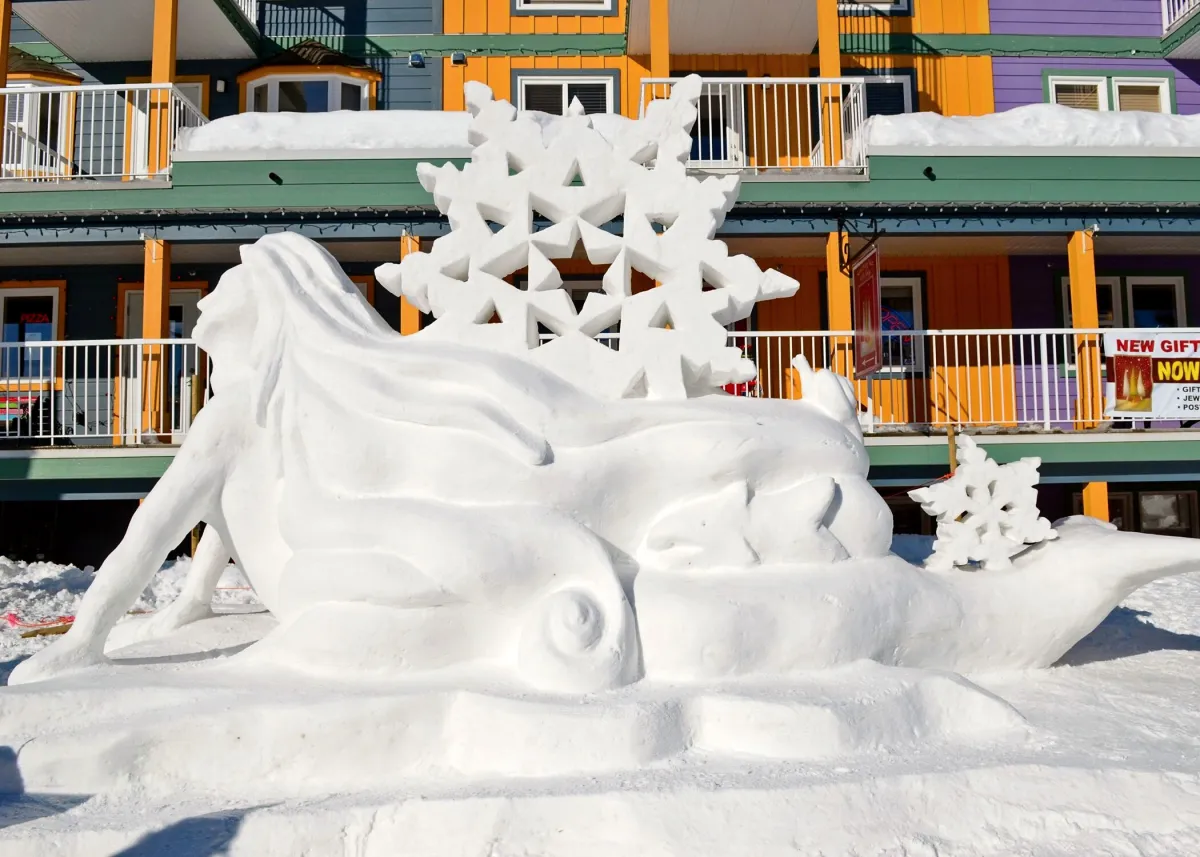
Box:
10 87 1200 692
909 435 1056 571
375 77 798 399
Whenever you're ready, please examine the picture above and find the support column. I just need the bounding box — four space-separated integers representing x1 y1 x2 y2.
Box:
816 0 843 166
1068 229 1102 428
0 1 12 172
149 0 178 176
141 238 171 437
649 0 670 79
399 232 421 335
826 230 853 377
1083 481 1110 523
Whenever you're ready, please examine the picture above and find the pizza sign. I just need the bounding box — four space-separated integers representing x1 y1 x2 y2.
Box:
1104 333 1200 418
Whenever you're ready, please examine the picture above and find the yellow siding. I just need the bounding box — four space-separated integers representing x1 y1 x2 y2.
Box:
844 54 994 117
839 0 990 36
444 0 626 34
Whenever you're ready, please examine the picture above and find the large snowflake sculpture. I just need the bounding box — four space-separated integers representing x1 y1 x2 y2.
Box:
375 76 798 399
909 435 1057 571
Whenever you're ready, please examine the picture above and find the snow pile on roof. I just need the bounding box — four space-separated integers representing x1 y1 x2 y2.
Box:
177 108 638 155
177 110 475 154
867 104 1200 149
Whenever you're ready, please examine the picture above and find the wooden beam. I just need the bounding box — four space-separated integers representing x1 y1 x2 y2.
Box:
826 231 854 378
141 238 171 438
0 0 13 171
1082 481 1110 523
816 0 843 165
399 232 421 336
149 0 179 176
649 0 670 79
1068 229 1103 427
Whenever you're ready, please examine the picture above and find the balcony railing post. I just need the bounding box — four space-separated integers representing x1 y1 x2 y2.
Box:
1039 332 1052 431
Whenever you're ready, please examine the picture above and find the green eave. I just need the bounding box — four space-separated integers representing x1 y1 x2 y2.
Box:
3 153 1200 219
739 154 1200 206
841 25 1200 59
0 158 459 217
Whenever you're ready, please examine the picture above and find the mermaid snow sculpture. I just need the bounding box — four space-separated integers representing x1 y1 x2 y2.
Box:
12 79 1200 689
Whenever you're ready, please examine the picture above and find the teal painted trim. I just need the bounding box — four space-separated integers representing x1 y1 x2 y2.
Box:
265 34 627 58
0 455 173 481
841 32 1166 58
211 0 264 57
1040 68 1179 114
11 41 71 65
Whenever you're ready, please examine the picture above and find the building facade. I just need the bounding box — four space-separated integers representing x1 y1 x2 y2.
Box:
1 0 1200 563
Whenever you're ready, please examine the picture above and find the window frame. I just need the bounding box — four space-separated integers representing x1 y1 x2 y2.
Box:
839 0 911 14
3 80 76 176
1060 275 1124 329
1124 276 1187 329
514 72 618 116
877 275 925 374
860 71 915 117
1112 76 1172 114
244 73 373 113
1047 75 1111 111
512 0 617 13
0 282 66 385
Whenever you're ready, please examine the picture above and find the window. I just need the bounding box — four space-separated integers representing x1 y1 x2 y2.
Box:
840 0 910 12
517 76 613 115
1049 77 1108 111
1138 491 1198 537
865 77 912 117
0 287 60 379
1072 491 1134 531
246 75 369 113
879 277 924 371
1126 277 1186 328
1114 78 1170 113
1060 276 1123 328
514 0 614 11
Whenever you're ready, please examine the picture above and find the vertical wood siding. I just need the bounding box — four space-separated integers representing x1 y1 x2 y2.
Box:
845 54 996 116
840 0 991 36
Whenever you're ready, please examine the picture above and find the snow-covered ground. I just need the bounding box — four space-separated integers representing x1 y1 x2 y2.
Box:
2 542 1199 855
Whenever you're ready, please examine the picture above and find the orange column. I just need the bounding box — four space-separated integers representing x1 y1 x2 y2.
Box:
149 0 178 176
0 1 11 172
399 232 421 335
826 231 854 387
1068 228 1108 519
650 0 670 79
1068 229 1102 429
816 0 843 166
141 238 171 437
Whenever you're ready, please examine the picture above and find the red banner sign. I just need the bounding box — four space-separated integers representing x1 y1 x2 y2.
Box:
853 246 882 380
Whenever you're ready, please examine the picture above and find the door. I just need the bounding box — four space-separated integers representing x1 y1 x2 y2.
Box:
120 288 202 441
691 84 745 169
127 82 204 179
4 84 70 178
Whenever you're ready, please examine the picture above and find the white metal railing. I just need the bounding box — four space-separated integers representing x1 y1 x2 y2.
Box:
638 77 869 176
233 0 260 25
1 330 1189 446
0 84 207 184
1164 0 1200 32
726 328 1171 431
0 340 210 445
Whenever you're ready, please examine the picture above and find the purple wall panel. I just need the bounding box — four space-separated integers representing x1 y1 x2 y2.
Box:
1009 255 1200 328
989 0 1164 37
993 57 1200 114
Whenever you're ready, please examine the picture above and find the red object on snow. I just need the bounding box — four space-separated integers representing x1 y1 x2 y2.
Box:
5 612 75 629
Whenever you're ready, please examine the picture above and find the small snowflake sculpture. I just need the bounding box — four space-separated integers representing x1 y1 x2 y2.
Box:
375 77 798 399
909 435 1057 571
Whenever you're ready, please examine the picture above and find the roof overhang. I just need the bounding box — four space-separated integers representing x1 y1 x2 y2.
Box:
13 0 258 62
628 0 818 56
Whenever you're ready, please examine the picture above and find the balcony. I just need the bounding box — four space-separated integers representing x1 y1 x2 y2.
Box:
0 329 1184 450
1165 0 1200 32
638 78 868 179
12 0 259 61
0 84 206 186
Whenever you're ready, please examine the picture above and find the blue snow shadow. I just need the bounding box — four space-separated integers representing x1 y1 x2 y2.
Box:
112 808 259 857
0 745 90 830
1059 606 1200 666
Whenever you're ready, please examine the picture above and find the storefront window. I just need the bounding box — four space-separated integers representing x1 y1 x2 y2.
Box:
1 294 55 378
